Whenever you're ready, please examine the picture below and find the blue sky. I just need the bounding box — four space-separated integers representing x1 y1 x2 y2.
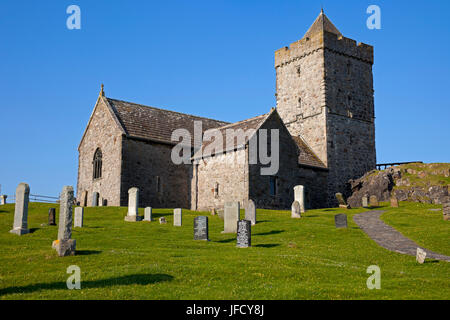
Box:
0 0 449 197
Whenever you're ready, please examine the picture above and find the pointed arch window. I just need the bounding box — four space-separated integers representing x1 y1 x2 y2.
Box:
93 148 103 180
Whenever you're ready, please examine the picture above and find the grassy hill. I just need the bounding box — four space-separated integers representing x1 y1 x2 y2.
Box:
0 202 448 300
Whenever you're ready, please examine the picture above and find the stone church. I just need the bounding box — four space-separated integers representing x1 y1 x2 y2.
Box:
76 11 376 210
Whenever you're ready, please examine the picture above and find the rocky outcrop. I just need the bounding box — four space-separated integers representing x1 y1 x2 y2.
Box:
347 164 450 208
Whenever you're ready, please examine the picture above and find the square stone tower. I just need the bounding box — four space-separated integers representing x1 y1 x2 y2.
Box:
275 10 376 205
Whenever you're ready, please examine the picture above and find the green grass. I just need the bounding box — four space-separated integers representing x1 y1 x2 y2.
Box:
0 202 448 300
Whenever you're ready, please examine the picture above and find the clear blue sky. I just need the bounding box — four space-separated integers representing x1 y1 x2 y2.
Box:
0 0 449 197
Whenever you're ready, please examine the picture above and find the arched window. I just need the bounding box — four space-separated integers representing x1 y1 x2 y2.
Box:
93 148 102 180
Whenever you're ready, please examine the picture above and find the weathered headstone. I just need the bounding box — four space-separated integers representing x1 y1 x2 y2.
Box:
390 196 399 208
0 195 7 205
334 214 348 228
443 202 450 221
74 207 84 228
10 183 30 235
236 220 251 248
80 191 87 207
124 187 140 222
52 186 76 256
336 193 350 209
144 207 152 221
92 192 99 207
362 195 369 208
291 201 301 218
159 217 167 224
174 208 182 226
245 199 256 225
48 208 56 226
223 201 240 233
369 195 379 207
294 185 305 213
194 216 209 241
416 248 427 264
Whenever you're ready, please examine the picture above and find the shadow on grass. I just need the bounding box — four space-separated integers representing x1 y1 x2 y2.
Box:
29 228 40 234
254 244 280 248
215 238 235 244
253 230 285 236
0 273 174 297
76 250 102 256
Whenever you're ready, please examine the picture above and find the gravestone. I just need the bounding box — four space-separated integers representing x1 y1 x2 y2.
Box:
102 199 108 207
362 195 369 208
10 183 30 235
245 199 256 225
294 185 305 213
124 187 141 222
80 191 87 207
0 195 7 205
159 217 167 224
174 208 182 226
92 192 99 207
223 201 240 233
194 216 209 241
336 193 350 209
416 248 427 264
236 220 251 248
443 202 450 221
74 207 84 228
291 201 301 219
144 207 152 221
334 214 348 228
390 196 399 208
48 208 56 226
52 186 76 256
369 195 379 207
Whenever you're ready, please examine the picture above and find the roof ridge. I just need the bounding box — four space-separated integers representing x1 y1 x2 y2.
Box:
213 112 269 131
106 97 229 124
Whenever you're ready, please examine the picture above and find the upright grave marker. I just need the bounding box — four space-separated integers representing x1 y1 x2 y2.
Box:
144 207 152 221
236 220 251 248
416 248 427 264
10 183 30 235
291 201 301 219
294 185 305 213
80 191 87 207
124 187 140 222
336 193 350 209
174 208 182 226
48 208 56 226
52 186 76 256
194 216 209 241
0 195 7 205
223 201 240 233
92 192 99 207
362 195 369 208
74 207 84 227
443 202 450 221
390 196 399 208
369 195 379 207
159 217 167 224
245 199 256 225
334 214 348 228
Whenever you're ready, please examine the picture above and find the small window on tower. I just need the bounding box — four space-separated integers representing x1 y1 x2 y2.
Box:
298 97 302 109
296 66 301 76
347 61 352 75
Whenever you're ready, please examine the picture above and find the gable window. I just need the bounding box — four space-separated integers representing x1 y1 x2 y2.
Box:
93 148 102 180
269 176 278 196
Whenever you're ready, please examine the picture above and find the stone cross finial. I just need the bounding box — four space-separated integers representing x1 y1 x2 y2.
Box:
100 83 105 97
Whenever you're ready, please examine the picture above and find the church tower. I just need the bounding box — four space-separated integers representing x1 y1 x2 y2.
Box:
275 10 376 205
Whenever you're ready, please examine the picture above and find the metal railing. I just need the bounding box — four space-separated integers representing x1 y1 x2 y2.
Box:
4 194 59 204
376 161 423 170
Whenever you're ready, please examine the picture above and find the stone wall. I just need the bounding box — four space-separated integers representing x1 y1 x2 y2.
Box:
120 138 192 208
77 98 123 206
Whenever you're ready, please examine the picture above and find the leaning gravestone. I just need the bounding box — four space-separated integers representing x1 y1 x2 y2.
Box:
92 192 99 207
10 183 30 235
291 201 301 219
144 207 152 221
294 185 305 213
174 208 182 226
74 207 84 228
194 216 209 241
336 193 350 209
52 186 76 257
124 187 140 222
369 195 379 207
80 191 87 207
390 196 399 208
443 202 450 221
416 248 427 264
223 201 240 233
334 214 348 228
48 208 56 226
245 199 256 225
362 195 369 208
236 220 251 248
0 195 7 205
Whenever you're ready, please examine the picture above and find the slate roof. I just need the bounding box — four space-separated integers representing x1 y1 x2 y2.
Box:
106 98 229 145
303 10 342 39
292 136 327 169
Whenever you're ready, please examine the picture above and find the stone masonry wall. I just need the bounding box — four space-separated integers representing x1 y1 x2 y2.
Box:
120 138 192 209
77 98 123 206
